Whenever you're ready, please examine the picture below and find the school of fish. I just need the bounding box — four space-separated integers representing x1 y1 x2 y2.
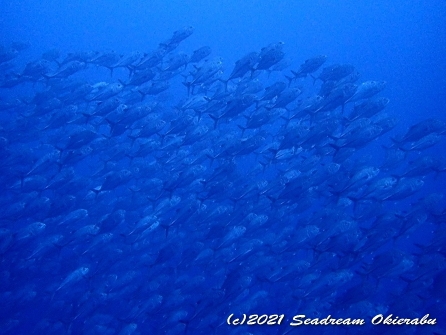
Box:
1 27 446 334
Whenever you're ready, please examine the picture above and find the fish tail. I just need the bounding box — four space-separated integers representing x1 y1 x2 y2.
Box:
208 114 220 129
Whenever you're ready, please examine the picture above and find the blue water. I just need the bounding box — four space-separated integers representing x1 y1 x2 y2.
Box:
1 1 446 334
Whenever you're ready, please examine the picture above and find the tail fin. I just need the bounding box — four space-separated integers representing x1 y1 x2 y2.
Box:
311 74 318 85
218 78 229 92
208 114 221 129
182 81 192 96
137 90 146 102
285 74 294 87
237 125 247 136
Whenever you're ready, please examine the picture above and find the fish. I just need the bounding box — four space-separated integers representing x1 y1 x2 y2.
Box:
161 26 194 47
53 267 89 296
227 52 260 82
393 118 446 143
345 80 387 103
290 55 327 79
347 97 390 121
160 52 189 72
189 46 212 63
314 63 356 83
0 46 19 64
86 82 124 101
256 42 285 71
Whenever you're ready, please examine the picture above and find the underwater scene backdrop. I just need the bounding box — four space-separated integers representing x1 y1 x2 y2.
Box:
1 1 446 334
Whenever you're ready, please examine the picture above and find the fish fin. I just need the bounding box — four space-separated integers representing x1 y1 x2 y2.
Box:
208 114 220 129
328 143 342 153
182 81 192 96
284 75 294 87
237 125 246 136
310 74 317 85
137 90 146 101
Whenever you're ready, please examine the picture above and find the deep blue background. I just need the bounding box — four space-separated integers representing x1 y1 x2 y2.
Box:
1 0 445 333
